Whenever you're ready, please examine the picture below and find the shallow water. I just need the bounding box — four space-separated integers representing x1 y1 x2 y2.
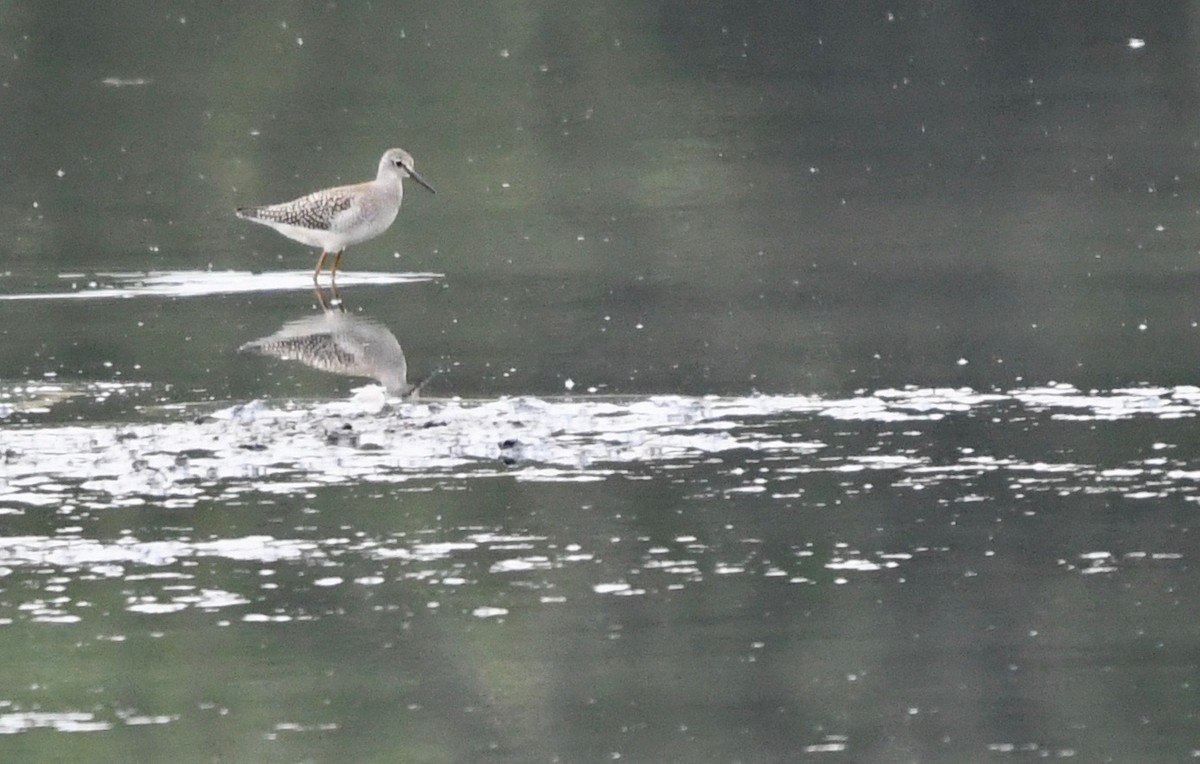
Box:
4 3 1200 763
4 360 1199 760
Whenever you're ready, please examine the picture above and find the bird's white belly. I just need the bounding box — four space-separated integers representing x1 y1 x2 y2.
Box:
260 203 399 251
262 222 345 249
333 205 399 247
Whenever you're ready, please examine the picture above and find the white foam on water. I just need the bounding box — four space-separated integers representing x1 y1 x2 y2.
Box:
0 711 113 734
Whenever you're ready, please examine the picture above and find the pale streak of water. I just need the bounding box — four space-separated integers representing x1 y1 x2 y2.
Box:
0 270 442 301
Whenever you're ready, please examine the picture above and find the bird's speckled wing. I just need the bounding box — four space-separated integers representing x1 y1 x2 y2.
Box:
237 188 355 231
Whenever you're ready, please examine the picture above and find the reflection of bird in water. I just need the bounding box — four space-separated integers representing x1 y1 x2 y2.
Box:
235 148 435 283
240 287 433 398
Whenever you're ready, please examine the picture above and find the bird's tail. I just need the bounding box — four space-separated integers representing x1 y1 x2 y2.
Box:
235 206 261 220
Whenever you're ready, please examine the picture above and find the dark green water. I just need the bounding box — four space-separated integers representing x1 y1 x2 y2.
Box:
2 3 1200 762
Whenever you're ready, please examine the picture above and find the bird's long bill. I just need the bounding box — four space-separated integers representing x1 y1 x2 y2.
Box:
408 167 436 194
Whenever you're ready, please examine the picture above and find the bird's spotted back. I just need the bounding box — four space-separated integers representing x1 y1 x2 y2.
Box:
239 192 354 231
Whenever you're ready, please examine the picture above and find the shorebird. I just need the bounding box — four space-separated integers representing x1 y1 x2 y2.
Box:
236 148 434 282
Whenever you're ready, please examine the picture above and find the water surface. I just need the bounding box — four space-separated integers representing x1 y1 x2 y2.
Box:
3 3 1200 762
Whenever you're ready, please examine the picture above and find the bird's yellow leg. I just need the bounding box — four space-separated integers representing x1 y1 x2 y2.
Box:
330 250 345 282
313 251 329 283
313 283 330 311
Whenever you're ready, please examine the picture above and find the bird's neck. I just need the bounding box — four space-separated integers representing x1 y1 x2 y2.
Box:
372 174 404 199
